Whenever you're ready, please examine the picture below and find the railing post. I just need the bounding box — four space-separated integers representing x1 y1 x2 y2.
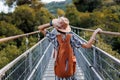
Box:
29 51 32 72
93 37 98 68
71 27 73 32
75 29 77 34
93 47 97 68
73 28 74 33
93 37 99 80
83 32 85 38
38 32 40 41
26 36 32 72
25 37 29 77
77 29 79 35
73 29 75 33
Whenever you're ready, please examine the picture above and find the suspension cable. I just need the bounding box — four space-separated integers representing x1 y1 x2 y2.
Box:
71 26 120 36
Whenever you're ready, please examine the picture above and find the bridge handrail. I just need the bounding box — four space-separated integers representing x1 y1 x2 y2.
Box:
0 27 52 43
0 37 46 78
1 26 119 43
0 31 40 43
71 26 120 36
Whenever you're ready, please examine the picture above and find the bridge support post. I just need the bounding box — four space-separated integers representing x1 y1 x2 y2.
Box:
75 29 77 34
26 36 32 72
93 45 98 80
77 29 79 35
73 28 75 33
29 51 32 72
93 47 97 68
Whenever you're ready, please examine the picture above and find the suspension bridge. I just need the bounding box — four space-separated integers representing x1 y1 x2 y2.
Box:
0 26 120 80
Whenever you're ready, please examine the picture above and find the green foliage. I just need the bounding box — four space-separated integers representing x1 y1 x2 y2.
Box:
66 4 80 26
0 21 23 36
30 0 44 10
16 0 31 5
113 0 120 4
66 4 93 28
5 0 42 7
12 5 36 33
0 0 53 69
0 20 28 54
57 8 65 16
96 38 120 59
111 37 120 53
0 13 12 22
12 5 53 32
73 0 102 12
91 6 120 54
45 0 72 15
94 8 120 56
35 7 53 26
79 12 93 28
5 0 16 7
66 3 120 59
0 45 21 68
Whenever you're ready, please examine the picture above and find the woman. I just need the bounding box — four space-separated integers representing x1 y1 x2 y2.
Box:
38 17 102 80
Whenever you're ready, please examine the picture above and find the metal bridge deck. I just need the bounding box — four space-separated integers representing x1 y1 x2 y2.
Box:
42 57 85 80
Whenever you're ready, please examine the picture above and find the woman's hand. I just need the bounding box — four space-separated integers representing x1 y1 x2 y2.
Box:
82 28 102 48
94 28 102 34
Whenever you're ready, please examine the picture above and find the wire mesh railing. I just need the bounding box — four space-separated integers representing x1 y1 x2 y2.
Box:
0 37 53 80
72 27 120 80
27 43 54 80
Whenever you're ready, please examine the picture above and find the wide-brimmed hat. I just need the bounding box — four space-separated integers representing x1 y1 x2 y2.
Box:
52 17 71 33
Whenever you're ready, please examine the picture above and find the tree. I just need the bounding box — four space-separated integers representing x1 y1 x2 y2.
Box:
73 0 102 12
89 6 120 56
5 0 44 12
30 0 44 10
113 0 120 4
57 8 65 16
0 45 21 69
65 4 80 26
35 7 53 26
0 0 53 69
5 0 41 6
0 21 23 50
5 0 30 7
0 21 23 36
0 13 13 24
12 5 35 33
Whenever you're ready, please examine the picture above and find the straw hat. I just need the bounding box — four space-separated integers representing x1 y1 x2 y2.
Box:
52 17 71 33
